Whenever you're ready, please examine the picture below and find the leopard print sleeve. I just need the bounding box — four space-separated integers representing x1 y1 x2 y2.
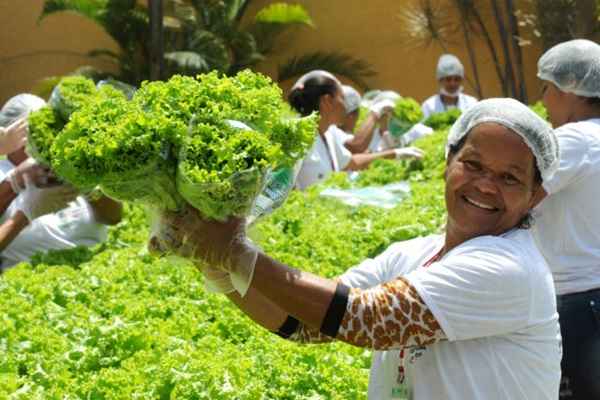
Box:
334 277 447 350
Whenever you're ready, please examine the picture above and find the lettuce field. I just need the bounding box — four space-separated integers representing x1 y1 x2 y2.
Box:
0 127 449 399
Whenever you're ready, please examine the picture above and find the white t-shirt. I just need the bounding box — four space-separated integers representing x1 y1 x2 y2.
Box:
421 93 478 119
0 160 107 268
340 230 560 400
295 125 353 190
532 118 600 295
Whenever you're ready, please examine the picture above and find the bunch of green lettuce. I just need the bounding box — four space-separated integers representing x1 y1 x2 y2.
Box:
26 106 65 166
52 86 183 209
175 70 317 220
49 75 98 122
389 97 423 137
423 108 462 131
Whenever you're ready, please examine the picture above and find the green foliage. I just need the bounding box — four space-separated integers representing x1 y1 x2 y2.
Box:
40 0 150 85
175 71 317 220
388 97 424 138
254 3 314 26
530 101 549 121
393 97 423 123
26 106 64 166
423 108 462 131
0 126 450 398
48 75 98 122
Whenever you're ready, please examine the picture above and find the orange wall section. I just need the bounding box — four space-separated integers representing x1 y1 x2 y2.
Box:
0 0 545 106
0 0 119 105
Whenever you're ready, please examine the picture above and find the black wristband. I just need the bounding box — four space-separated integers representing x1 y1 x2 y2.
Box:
320 282 350 337
276 315 300 338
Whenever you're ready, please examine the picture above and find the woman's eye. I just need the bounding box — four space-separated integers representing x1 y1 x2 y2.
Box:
463 160 480 171
503 174 520 185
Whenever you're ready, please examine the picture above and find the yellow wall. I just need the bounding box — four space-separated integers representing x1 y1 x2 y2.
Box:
0 0 119 105
0 0 544 106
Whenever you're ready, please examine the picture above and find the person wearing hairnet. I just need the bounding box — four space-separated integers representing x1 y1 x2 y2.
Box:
421 54 478 119
152 99 561 399
530 39 600 400
340 85 401 154
285 71 423 190
0 94 123 270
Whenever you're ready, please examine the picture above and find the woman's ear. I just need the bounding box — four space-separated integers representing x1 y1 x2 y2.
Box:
529 184 548 210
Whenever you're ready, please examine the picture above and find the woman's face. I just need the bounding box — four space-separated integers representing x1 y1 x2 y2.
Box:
541 81 570 127
445 123 545 244
342 110 359 133
320 85 347 127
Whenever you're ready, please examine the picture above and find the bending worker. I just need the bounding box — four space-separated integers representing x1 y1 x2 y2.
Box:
153 98 561 400
287 70 422 190
421 54 478 119
0 94 123 270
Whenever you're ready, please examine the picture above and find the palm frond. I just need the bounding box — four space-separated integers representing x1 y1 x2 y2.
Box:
396 0 453 50
277 51 376 89
88 48 120 61
39 0 108 23
164 51 210 73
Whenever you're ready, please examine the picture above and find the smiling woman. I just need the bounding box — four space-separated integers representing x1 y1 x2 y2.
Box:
152 98 561 400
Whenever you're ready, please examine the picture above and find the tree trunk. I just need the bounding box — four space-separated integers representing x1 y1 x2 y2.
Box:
454 2 483 98
149 0 164 81
489 0 513 97
466 3 509 98
505 0 528 102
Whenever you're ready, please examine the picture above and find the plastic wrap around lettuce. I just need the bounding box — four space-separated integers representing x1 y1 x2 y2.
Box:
389 97 424 137
174 71 317 220
48 76 98 122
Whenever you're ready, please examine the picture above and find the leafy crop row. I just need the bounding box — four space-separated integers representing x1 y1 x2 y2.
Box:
2 105 454 398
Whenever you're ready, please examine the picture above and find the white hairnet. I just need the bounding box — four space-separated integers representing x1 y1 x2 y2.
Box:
537 39 600 98
0 94 46 127
361 90 401 109
447 98 559 182
342 85 361 114
436 54 464 80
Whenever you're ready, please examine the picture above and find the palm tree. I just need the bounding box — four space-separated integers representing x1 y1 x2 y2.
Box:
38 0 376 88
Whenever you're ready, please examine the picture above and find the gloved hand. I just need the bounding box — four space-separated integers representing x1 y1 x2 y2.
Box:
369 99 396 118
0 118 27 155
394 147 425 160
5 158 55 194
149 204 258 297
13 175 78 222
200 264 236 294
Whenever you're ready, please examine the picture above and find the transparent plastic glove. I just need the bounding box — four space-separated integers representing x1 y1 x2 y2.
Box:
394 147 425 160
369 99 396 118
199 264 235 294
148 204 258 297
5 158 55 194
13 175 78 222
0 118 27 155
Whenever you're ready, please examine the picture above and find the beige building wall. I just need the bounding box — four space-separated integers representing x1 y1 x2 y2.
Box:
0 0 544 106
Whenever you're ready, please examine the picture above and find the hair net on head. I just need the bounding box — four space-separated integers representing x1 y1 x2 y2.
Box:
0 94 46 127
342 85 361 114
537 39 600 98
436 54 464 80
361 90 401 108
447 98 559 182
